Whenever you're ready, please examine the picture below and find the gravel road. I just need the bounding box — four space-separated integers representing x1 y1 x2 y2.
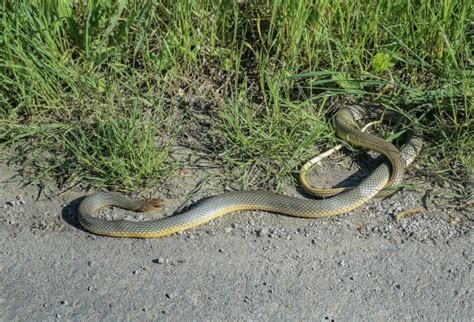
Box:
1 162 472 320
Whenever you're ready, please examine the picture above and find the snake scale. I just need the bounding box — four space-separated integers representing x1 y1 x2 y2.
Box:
78 106 422 238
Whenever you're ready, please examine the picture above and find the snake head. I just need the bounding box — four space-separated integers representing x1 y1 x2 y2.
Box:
139 197 166 212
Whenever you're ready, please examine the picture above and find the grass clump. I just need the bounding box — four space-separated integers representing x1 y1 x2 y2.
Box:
215 86 331 188
62 110 178 190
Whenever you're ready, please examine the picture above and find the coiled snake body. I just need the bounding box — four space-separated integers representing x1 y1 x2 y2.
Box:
78 106 422 238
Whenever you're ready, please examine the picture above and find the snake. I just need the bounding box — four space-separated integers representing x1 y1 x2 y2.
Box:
77 106 422 238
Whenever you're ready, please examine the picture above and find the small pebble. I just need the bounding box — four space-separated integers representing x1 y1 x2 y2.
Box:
256 228 269 237
133 270 139 275
60 300 68 305
17 195 26 205
153 257 166 264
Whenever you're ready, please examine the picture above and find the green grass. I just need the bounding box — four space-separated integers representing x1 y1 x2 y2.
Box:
0 0 472 191
214 81 332 189
62 108 179 189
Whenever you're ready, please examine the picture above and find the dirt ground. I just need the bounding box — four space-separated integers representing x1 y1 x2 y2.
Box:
1 159 472 320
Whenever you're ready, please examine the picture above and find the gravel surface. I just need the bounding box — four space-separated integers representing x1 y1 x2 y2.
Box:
1 162 472 320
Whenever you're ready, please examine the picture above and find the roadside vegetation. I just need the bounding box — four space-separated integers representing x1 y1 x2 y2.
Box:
1 0 472 192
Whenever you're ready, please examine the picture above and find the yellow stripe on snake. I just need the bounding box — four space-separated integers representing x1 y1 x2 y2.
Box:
78 106 422 238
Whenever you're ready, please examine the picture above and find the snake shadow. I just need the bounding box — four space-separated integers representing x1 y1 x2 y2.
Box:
61 196 89 233
296 151 382 197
